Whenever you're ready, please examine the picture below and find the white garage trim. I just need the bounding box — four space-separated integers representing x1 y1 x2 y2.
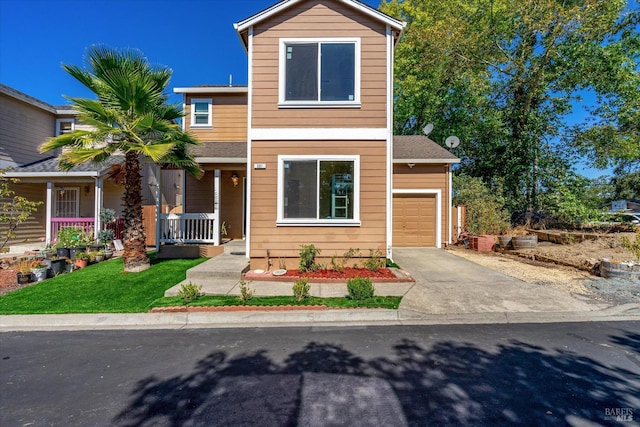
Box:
392 189 442 249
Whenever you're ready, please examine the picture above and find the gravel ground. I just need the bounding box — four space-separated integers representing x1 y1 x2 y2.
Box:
447 246 640 305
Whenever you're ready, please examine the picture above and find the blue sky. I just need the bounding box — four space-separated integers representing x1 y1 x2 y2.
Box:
0 0 612 178
0 0 380 106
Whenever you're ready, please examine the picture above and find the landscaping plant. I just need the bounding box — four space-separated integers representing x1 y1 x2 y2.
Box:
238 280 254 304
347 277 375 300
292 277 310 302
621 229 640 260
0 169 43 252
177 282 203 304
299 244 320 272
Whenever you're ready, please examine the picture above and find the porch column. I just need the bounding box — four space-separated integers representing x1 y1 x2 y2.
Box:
154 165 162 253
45 181 53 244
214 169 220 246
94 177 103 239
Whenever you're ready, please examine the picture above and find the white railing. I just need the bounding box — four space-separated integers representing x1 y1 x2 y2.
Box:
159 213 219 245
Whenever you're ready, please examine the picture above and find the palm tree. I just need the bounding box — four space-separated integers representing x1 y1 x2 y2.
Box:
41 46 202 272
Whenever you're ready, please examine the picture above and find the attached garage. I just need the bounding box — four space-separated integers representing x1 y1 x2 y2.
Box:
393 193 437 247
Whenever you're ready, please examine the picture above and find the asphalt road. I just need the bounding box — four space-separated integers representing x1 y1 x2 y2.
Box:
1 322 639 426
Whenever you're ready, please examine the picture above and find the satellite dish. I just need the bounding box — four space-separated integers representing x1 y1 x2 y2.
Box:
445 136 460 148
423 123 434 136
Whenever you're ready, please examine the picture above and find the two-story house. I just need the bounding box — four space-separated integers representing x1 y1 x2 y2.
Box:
0 84 181 250
172 0 458 268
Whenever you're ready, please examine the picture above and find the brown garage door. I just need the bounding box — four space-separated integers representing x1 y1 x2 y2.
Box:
393 194 436 247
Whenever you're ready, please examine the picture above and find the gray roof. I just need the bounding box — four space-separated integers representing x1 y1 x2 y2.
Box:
190 142 247 162
5 155 124 177
393 135 460 163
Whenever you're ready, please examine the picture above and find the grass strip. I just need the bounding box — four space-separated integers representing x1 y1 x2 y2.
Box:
151 295 402 310
0 254 208 314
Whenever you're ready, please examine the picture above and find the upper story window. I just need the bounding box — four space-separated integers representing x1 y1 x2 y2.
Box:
56 118 74 136
190 98 212 127
279 38 360 108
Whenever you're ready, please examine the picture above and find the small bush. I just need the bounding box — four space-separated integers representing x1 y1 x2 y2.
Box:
347 277 375 300
622 229 640 260
292 278 311 302
362 249 385 271
238 280 254 304
178 282 203 304
299 244 321 272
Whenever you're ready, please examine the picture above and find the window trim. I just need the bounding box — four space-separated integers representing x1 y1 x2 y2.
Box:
190 98 212 127
277 155 360 226
55 118 75 136
278 38 361 108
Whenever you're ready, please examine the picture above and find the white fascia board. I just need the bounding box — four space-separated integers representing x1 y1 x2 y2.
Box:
234 0 405 33
195 157 248 164
173 87 248 94
393 158 461 164
252 128 387 140
55 109 78 115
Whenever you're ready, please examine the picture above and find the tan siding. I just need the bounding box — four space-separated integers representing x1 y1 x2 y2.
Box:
0 183 46 247
249 140 387 260
0 93 55 166
251 0 388 128
185 94 247 141
185 171 214 213
393 164 450 246
102 181 124 218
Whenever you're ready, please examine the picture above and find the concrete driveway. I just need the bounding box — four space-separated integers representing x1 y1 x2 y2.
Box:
393 248 607 316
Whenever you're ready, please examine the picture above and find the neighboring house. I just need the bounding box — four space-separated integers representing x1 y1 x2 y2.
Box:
170 0 459 268
0 84 181 249
608 200 640 214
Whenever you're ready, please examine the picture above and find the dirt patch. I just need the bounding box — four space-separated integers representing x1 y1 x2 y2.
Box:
447 231 640 305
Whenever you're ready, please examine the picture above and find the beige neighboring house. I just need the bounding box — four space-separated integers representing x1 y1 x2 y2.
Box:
169 0 459 268
0 84 181 251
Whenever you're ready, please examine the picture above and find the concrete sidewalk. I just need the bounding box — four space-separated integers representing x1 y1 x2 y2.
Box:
1 247 638 331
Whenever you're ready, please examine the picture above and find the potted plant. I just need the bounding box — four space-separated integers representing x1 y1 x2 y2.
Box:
30 259 48 282
64 258 74 273
94 249 106 262
97 208 116 248
74 251 90 269
48 256 66 276
15 260 32 284
54 226 83 258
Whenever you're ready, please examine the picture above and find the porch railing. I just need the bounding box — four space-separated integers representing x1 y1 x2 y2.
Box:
107 218 125 241
51 217 95 243
159 213 219 245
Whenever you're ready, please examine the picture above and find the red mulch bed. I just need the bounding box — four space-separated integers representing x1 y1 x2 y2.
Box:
243 267 412 282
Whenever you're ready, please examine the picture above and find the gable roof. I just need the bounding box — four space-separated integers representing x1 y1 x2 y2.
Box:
0 84 77 115
234 0 405 50
393 135 460 164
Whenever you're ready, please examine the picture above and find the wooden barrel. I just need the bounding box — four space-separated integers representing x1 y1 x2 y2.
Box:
498 236 512 249
600 260 640 280
512 235 538 250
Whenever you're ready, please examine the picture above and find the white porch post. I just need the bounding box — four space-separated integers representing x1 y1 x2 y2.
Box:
45 181 53 244
94 177 103 239
214 169 220 246
155 165 162 253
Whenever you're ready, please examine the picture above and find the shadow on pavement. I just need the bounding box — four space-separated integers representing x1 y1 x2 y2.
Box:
114 332 640 426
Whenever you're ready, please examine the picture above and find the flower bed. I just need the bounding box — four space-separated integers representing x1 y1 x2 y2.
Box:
243 267 413 282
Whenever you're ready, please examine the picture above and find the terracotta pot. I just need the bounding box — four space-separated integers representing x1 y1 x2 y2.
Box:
74 259 88 269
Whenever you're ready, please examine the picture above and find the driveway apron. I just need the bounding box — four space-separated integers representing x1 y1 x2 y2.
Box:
392 248 604 315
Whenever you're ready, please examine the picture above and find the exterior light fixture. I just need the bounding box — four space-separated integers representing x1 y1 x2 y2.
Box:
231 172 239 187
59 186 65 196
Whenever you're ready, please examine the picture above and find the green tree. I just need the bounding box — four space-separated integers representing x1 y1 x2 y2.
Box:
41 46 202 272
452 174 510 235
611 170 640 200
0 169 43 252
380 0 639 211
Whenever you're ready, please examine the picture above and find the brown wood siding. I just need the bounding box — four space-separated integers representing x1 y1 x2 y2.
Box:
185 94 247 141
393 164 450 246
0 93 55 166
220 170 245 240
0 182 46 248
249 140 387 260
251 0 388 128
185 171 214 213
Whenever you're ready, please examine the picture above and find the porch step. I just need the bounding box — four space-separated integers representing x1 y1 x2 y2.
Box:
7 242 46 254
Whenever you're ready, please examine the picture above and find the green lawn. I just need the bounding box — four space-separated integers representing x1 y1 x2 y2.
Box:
0 254 208 314
152 295 402 310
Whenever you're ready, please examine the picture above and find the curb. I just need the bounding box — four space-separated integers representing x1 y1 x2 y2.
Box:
1 303 638 332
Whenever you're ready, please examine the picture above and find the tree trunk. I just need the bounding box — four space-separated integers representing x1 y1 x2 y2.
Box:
122 152 150 273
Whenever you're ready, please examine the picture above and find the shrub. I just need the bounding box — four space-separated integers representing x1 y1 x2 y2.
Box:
347 277 375 300
292 278 311 302
453 174 510 235
622 229 640 260
362 249 385 271
238 280 254 304
177 282 203 304
299 244 321 272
